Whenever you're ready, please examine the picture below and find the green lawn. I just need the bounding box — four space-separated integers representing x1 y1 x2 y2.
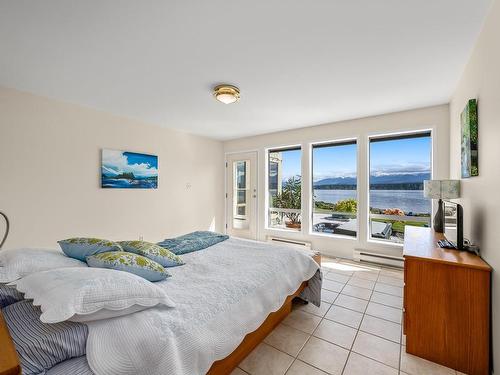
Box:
314 208 335 214
372 219 429 233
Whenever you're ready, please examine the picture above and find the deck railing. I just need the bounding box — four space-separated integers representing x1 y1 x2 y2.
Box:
268 207 431 240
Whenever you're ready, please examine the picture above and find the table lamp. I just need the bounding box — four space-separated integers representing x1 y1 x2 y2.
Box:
423 180 460 233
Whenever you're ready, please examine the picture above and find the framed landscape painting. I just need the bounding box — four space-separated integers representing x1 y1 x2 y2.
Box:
461 99 478 178
101 149 158 189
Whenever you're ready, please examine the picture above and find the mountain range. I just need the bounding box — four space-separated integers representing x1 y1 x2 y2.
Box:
313 173 431 187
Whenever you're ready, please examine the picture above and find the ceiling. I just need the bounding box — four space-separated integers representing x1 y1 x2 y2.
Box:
0 1 492 140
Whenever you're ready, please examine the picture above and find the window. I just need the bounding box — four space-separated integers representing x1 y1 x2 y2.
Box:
267 147 302 230
312 140 357 237
233 161 249 228
369 132 432 243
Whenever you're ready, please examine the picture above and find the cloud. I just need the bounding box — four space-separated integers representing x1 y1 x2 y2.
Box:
371 162 430 176
102 165 120 176
102 150 157 178
313 171 357 182
311 163 430 181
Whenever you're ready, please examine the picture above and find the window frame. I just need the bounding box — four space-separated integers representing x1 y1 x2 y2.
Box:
366 129 434 246
309 138 359 240
265 144 303 232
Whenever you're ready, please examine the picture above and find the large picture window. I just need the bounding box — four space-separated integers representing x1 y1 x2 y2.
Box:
369 132 432 243
312 140 357 237
267 147 302 230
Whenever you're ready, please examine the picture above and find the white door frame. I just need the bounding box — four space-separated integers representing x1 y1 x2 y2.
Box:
224 151 259 240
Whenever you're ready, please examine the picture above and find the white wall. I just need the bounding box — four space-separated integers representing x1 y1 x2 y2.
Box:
449 0 500 366
0 87 225 248
224 105 450 259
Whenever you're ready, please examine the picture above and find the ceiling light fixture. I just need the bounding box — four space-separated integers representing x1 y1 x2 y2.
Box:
213 84 240 104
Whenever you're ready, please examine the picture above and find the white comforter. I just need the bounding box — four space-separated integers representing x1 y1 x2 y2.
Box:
86 238 320 375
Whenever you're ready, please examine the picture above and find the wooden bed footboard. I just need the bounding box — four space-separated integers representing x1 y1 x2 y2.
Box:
207 281 308 375
0 310 21 375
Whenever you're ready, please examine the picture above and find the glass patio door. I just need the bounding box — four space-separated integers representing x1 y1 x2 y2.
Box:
225 152 257 240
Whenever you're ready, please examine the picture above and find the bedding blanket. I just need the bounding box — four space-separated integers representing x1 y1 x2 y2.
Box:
157 231 229 255
86 237 321 375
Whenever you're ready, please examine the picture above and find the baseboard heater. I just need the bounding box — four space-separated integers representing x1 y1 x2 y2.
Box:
267 236 312 249
353 249 404 268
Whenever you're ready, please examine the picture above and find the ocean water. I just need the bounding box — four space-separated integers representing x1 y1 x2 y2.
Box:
314 189 431 214
102 177 158 189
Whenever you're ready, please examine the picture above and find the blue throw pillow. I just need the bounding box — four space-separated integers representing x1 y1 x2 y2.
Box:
158 231 229 255
58 238 122 262
118 241 184 267
86 251 170 282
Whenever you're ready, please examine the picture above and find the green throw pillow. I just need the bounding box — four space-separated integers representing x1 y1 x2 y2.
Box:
58 238 122 262
119 241 184 268
86 251 169 282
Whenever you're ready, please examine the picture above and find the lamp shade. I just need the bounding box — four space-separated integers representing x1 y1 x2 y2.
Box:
441 180 460 199
423 180 460 199
423 180 441 199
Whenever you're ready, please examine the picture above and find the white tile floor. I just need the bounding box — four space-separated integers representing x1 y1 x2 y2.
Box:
232 257 462 375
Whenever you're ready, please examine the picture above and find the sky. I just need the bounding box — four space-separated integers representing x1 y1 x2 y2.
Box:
279 136 431 181
102 150 158 177
370 136 431 177
281 149 302 181
124 151 158 169
313 143 357 181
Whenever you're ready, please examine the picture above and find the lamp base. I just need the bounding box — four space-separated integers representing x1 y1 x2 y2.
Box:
433 199 444 233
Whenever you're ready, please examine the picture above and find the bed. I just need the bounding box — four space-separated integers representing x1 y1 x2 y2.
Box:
0 237 321 375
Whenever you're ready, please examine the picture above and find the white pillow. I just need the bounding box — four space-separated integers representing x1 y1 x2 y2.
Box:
0 248 87 283
9 267 175 323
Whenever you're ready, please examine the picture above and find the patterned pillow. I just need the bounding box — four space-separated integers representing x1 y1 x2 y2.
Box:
0 284 24 308
46 356 93 375
2 300 88 375
86 251 169 282
58 238 122 262
118 241 184 267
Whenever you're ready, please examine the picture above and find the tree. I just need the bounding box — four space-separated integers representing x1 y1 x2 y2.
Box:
272 176 301 225
333 199 357 213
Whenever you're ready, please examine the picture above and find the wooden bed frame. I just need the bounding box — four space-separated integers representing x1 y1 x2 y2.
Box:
0 310 20 375
207 281 308 374
0 283 306 375
0 255 320 375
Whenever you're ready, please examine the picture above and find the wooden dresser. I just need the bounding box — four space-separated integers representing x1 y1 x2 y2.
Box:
403 226 491 375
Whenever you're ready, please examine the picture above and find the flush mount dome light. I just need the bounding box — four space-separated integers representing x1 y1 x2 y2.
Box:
213 84 240 104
